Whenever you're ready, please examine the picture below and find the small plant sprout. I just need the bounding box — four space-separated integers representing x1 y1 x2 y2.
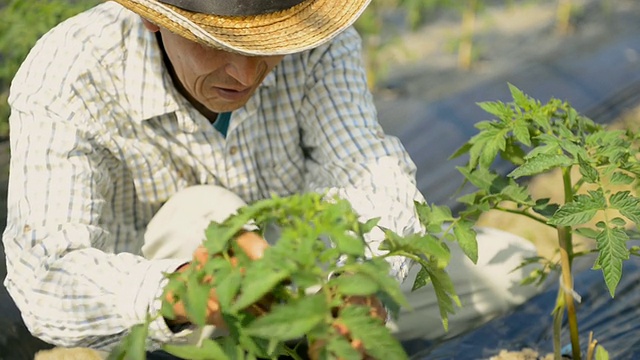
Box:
110 193 478 360
451 84 640 360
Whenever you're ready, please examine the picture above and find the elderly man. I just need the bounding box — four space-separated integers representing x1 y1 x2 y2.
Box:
4 0 538 358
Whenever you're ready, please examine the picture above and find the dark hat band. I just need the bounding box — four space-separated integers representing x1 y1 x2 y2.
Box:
158 0 306 16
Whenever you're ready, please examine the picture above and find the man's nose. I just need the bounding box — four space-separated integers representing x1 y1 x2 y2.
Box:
224 54 265 87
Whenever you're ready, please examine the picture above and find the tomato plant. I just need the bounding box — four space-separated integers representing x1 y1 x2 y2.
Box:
109 193 478 359
451 84 640 360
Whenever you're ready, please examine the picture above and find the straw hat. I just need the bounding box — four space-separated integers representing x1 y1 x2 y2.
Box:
112 0 372 56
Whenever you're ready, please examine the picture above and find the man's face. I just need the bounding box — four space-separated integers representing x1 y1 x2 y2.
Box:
158 27 284 113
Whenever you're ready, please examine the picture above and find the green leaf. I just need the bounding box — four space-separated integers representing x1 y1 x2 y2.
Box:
594 226 630 297
216 269 242 309
457 166 510 195
508 153 573 179
431 204 455 223
107 319 150 360
411 266 431 291
548 193 605 226
333 232 365 257
512 121 532 147
452 221 478 264
245 294 327 340
358 259 409 308
609 191 640 224
595 344 610 360
219 336 247 360
508 83 533 109
477 101 509 118
426 266 460 331
339 306 408 360
578 156 598 183
185 276 211 327
532 198 559 218
164 339 230 360
610 171 634 185
204 223 235 255
383 230 450 267
330 273 379 297
360 217 380 235
325 336 363 360
232 259 291 312
449 142 472 160
574 227 600 239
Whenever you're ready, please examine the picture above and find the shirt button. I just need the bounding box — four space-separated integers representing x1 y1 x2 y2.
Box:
376 130 385 139
229 146 239 155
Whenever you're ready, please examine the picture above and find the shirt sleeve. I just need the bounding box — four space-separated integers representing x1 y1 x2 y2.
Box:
3 45 190 353
299 28 426 282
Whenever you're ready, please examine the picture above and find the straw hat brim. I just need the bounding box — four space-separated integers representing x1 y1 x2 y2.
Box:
112 0 371 56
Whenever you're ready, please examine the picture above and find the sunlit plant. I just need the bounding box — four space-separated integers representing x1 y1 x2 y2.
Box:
451 84 640 360
109 193 479 360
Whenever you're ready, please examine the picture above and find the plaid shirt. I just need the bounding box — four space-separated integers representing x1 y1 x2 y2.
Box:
3 2 424 351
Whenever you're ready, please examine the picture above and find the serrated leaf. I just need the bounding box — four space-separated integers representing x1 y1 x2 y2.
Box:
508 153 573 179
548 194 604 226
594 227 630 297
420 265 459 331
458 166 510 195
508 83 532 109
512 121 532 147
245 294 327 340
609 191 640 224
610 171 634 185
339 306 408 360
383 230 450 268
164 339 230 360
411 266 431 291
477 100 509 118
453 222 478 264
578 156 598 183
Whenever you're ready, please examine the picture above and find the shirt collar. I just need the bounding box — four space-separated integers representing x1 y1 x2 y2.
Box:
123 27 181 123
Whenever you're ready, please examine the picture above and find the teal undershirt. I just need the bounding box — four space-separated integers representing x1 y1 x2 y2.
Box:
213 112 231 138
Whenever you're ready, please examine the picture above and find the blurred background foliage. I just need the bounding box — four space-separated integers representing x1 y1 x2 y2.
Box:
0 0 584 139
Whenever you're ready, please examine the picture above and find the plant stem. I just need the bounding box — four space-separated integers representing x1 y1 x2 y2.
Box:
458 0 477 70
552 299 564 360
558 167 581 360
283 346 306 360
494 206 551 227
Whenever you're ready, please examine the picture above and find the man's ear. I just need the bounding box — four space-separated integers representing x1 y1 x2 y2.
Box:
140 17 160 32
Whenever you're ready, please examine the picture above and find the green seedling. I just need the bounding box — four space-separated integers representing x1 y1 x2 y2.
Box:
451 84 640 360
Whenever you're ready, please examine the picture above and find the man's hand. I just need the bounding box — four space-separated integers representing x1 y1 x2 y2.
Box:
165 232 269 329
309 294 388 360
